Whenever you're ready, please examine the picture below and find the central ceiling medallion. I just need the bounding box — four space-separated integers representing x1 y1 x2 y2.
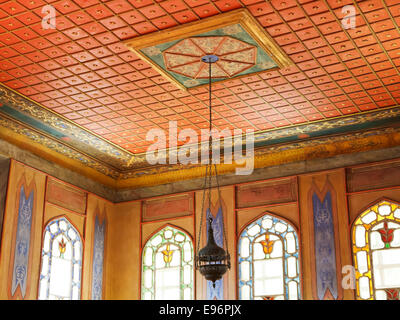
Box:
163 36 257 80
124 8 292 90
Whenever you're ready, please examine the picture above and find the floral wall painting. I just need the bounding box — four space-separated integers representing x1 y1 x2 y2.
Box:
91 215 106 300
312 191 338 300
11 185 34 299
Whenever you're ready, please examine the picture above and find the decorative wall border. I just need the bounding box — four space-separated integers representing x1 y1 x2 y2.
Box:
1 81 400 189
7 173 36 300
307 176 343 300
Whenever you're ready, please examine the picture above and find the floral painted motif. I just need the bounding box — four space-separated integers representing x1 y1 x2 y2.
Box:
385 289 399 300
11 186 34 298
378 221 395 248
58 238 66 258
162 244 173 264
260 234 274 258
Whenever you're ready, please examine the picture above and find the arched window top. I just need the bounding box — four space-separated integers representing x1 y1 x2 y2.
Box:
142 225 194 300
38 217 82 300
238 213 301 300
352 199 400 300
353 199 400 228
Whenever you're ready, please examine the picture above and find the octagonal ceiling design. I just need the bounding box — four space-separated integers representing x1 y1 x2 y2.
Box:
0 0 399 188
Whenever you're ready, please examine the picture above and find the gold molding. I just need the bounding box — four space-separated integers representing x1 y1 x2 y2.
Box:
0 125 117 188
116 127 400 188
123 8 292 91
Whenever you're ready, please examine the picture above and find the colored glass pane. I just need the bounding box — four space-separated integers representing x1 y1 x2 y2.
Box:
141 226 194 300
38 217 82 300
352 200 400 300
238 213 301 300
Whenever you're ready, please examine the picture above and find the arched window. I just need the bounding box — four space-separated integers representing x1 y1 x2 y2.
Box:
38 217 82 300
352 200 400 300
141 225 194 300
238 213 301 300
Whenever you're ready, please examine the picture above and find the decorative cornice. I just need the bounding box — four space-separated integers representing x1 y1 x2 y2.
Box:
1 83 400 189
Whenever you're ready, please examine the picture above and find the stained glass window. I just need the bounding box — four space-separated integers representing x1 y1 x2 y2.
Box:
238 213 301 300
352 200 400 300
38 217 82 300
141 226 194 300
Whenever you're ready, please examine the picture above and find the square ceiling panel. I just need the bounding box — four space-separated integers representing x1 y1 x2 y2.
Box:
124 8 292 90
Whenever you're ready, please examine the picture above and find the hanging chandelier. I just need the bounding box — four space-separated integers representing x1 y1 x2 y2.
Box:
195 55 231 288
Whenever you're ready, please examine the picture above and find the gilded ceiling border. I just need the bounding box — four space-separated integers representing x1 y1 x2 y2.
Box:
1 82 400 188
0 84 134 170
117 126 400 188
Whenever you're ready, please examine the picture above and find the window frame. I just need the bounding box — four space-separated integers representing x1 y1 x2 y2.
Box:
141 225 194 300
38 216 83 300
238 212 301 300
351 199 400 300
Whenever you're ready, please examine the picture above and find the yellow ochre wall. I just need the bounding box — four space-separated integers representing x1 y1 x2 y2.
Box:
1 158 400 299
0 160 114 300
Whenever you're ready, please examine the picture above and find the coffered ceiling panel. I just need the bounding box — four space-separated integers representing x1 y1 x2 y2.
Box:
0 0 399 185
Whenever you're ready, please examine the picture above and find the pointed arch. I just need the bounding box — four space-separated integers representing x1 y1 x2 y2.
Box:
38 216 83 300
238 212 301 300
352 198 400 300
141 224 194 300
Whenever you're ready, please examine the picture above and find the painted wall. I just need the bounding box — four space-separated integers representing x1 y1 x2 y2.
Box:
0 160 110 300
1 157 400 300
127 158 400 300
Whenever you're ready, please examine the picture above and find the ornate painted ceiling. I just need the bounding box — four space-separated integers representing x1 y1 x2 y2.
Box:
0 0 400 188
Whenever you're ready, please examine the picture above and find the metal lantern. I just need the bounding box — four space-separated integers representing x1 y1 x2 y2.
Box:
195 55 231 288
197 217 230 287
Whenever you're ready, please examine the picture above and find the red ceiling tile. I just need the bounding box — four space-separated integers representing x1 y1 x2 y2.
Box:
85 4 114 20
58 41 83 54
15 0 42 9
112 26 138 39
376 29 400 43
152 15 178 29
296 27 319 41
131 21 157 34
82 21 108 35
0 0 26 14
288 17 313 31
139 3 167 19
77 36 102 49
193 3 220 18
310 11 336 25
66 10 93 25
100 16 127 30
318 21 342 35
354 34 377 47
302 1 330 16
247 1 273 16
106 0 134 14
55 16 75 30
160 0 188 13
63 27 89 40
303 37 327 50
364 8 390 23
324 32 348 44
53 0 80 14
15 11 42 25
128 0 154 9
180 0 209 8
46 32 71 45
172 9 198 23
